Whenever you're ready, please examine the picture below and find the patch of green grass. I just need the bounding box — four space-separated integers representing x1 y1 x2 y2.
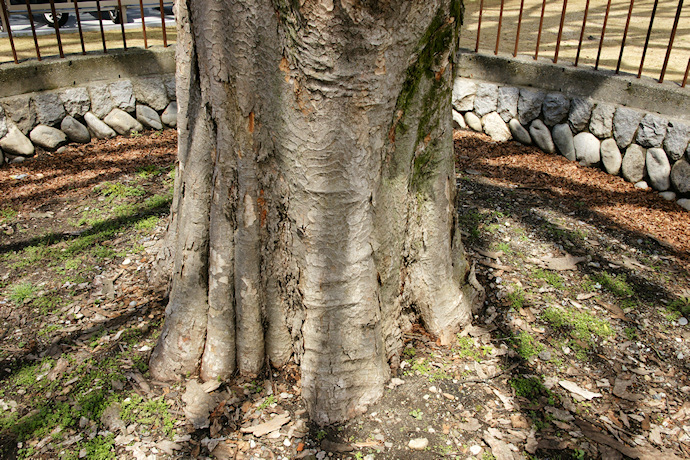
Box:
623 327 638 340
315 429 327 441
579 276 598 293
135 164 170 179
96 182 146 199
485 223 501 233
120 394 175 438
82 433 116 460
38 325 61 337
134 215 160 231
9 244 52 269
8 282 38 305
542 306 614 347
593 271 634 298
33 294 63 314
144 191 173 211
496 242 512 254
667 297 690 318
0 207 18 222
402 346 417 358
510 376 547 400
455 335 491 362
534 268 564 290
506 285 526 310
510 331 544 360
92 246 116 260
429 365 452 382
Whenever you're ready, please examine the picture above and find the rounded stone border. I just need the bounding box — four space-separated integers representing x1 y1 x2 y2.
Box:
453 77 690 212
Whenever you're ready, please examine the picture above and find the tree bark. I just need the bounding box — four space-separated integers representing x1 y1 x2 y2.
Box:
150 0 482 425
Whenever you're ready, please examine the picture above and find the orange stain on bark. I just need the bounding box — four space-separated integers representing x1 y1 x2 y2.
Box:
248 112 255 133
257 189 268 227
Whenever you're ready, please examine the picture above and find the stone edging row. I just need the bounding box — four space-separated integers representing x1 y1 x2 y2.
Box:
452 77 690 211
0 74 177 165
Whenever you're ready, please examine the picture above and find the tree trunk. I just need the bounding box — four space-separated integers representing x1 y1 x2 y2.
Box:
150 0 482 425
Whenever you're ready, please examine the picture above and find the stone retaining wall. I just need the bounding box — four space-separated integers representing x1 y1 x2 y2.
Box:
452 77 690 211
0 74 177 165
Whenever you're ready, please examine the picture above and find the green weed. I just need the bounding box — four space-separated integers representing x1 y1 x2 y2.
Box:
506 285 526 310
134 215 160 231
121 394 175 438
496 242 512 254
593 272 633 298
258 395 276 411
82 433 116 460
623 327 638 340
510 376 547 400
135 164 170 179
455 335 491 362
97 182 145 199
668 297 690 318
534 269 564 290
542 306 614 347
0 207 17 222
8 282 38 305
409 409 423 420
510 331 544 360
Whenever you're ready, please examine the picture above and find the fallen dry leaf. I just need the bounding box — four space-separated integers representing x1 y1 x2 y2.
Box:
538 254 587 271
559 380 602 400
240 413 290 437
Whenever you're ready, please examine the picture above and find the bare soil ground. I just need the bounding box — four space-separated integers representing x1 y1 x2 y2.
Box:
0 128 689 460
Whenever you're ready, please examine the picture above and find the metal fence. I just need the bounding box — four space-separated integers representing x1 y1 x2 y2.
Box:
461 0 689 87
0 0 172 63
1 0 688 90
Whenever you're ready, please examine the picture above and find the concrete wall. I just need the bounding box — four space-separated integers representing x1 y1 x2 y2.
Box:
0 47 176 99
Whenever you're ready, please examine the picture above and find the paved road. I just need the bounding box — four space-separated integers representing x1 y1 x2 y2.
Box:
1 6 175 38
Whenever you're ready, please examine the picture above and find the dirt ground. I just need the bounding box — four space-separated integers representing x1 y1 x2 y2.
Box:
0 128 689 459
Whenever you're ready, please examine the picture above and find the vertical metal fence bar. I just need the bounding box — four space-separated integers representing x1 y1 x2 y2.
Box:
616 0 635 74
117 0 127 49
0 0 17 63
72 0 86 54
514 0 525 57
495 0 504 55
24 0 41 61
595 0 612 70
535 0 547 60
575 0 590 67
638 0 659 78
96 0 107 53
48 0 64 58
475 0 484 53
683 58 689 87
554 0 568 63
659 0 683 84
138 0 147 48
159 0 167 47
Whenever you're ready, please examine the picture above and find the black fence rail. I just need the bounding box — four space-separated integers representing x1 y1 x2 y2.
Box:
461 0 689 88
0 0 173 63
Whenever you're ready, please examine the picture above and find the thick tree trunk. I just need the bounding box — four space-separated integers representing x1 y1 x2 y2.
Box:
151 0 482 425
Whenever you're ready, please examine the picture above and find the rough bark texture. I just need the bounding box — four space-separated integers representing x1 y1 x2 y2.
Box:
151 0 482 425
